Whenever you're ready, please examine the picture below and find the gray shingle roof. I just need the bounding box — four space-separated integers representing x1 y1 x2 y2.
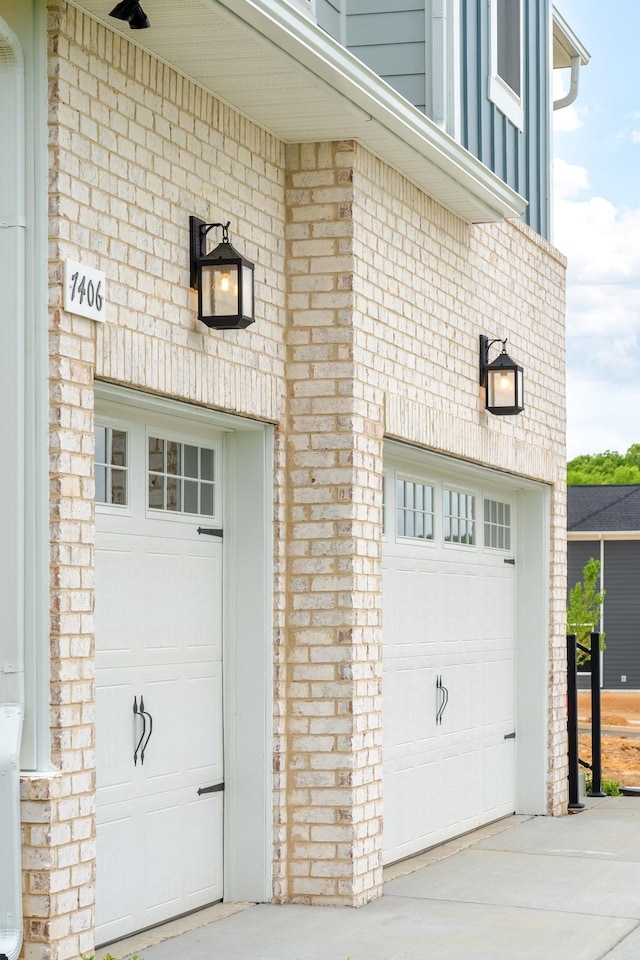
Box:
568 485 640 532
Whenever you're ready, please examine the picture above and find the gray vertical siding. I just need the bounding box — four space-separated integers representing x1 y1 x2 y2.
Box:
568 541 600 690
602 542 640 690
460 0 551 237
317 0 552 239
568 541 600 594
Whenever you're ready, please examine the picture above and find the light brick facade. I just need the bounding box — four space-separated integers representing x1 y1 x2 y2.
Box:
13 3 567 958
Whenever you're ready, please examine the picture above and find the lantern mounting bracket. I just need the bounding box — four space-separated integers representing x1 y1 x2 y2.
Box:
479 335 507 384
190 217 231 289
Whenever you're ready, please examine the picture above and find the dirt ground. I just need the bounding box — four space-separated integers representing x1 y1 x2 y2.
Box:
578 690 640 785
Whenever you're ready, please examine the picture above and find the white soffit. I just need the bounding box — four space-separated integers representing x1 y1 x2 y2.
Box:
552 6 590 69
70 0 526 223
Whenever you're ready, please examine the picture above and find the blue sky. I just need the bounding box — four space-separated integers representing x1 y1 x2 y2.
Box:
552 2 640 459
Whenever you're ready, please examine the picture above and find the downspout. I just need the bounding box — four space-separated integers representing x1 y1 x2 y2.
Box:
553 53 580 110
431 0 448 128
0 18 26 960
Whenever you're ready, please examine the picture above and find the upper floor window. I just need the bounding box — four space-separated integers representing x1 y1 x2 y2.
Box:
489 0 523 130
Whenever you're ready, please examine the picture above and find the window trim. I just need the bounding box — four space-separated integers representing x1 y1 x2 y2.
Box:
443 484 477 548
483 496 514 553
395 474 436 542
95 417 133 516
488 0 524 130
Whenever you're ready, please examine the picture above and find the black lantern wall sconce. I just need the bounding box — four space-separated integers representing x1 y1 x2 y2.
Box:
479 335 524 416
109 1 150 29
189 217 255 330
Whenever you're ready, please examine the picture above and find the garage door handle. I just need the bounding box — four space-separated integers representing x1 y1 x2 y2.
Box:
133 696 146 766
197 782 224 796
436 675 449 725
139 696 154 764
504 731 516 740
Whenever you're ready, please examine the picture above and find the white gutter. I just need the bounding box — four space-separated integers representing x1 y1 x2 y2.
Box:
552 5 590 111
211 0 526 222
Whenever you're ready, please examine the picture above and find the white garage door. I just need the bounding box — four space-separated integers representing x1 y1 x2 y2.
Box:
95 408 225 944
383 454 516 864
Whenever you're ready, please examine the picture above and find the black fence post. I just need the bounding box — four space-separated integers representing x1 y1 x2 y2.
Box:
567 633 584 810
588 631 605 797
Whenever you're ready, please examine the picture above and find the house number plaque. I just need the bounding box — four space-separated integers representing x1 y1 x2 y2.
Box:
64 259 106 322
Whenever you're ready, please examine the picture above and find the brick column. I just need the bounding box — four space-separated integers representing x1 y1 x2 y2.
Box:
19 10 99 955
281 141 384 905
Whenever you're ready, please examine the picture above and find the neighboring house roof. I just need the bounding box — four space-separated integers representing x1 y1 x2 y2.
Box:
568 485 640 532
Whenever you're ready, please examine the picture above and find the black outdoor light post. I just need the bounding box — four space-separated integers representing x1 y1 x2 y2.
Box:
479 335 524 416
189 217 255 330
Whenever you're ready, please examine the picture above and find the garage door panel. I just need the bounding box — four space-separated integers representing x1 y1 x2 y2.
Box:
383 759 438 860
96 414 224 942
383 458 515 863
384 664 437 752
383 565 438 655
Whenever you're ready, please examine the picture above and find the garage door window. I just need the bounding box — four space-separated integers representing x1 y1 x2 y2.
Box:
148 436 216 516
444 488 475 545
484 498 511 550
396 478 434 540
95 426 128 506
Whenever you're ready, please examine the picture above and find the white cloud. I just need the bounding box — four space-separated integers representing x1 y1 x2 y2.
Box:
553 104 584 133
555 161 640 456
567 375 640 459
553 158 590 200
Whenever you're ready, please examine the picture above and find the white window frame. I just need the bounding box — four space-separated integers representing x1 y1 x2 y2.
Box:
483 496 514 553
488 0 524 130
443 484 477 548
396 474 436 542
95 416 133 517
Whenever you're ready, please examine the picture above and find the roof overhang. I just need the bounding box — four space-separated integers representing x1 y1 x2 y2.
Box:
68 0 526 224
553 6 590 69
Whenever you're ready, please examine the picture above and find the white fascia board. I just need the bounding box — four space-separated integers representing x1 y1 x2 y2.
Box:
552 6 590 68
212 0 526 223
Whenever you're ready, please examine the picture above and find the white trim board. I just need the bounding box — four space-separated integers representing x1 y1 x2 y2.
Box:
94 382 274 904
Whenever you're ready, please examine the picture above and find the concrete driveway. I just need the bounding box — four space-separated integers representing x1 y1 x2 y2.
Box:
103 798 640 960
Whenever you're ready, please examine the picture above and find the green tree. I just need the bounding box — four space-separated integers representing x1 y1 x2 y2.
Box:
567 557 605 664
567 445 640 485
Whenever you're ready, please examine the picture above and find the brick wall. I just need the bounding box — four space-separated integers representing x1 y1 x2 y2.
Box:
22 3 568 956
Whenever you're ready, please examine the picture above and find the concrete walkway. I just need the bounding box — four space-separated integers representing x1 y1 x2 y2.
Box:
106 798 640 960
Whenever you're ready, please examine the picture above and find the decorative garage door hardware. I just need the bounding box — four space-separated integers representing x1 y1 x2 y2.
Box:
504 731 516 740
196 527 223 537
133 696 153 765
503 557 515 564
197 782 225 796
435 675 449 725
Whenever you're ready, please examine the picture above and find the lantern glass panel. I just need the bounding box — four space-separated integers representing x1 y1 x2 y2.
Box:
487 367 516 410
201 262 239 318
242 263 254 318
